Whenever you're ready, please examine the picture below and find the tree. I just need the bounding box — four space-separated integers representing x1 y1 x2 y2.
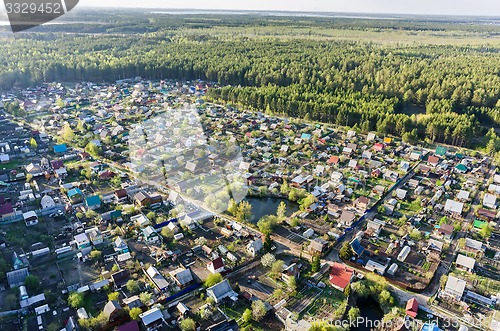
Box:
68 292 84 308
61 123 75 142
251 300 267 321
261 253 276 267
348 307 360 322
480 223 492 239
25 274 40 292
108 292 120 301
276 201 287 221
30 137 38 150
288 276 297 293
179 318 196 331
129 307 142 320
271 260 284 274
236 200 252 222
90 250 102 260
126 280 140 293
77 120 86 133
204 273 223 288
350 282 369 297
85 141 101 157
146 211 156 221
457 238 466 249
280 180 289 195
242 308 252 323
311 253 321 273
227 198 238 216
161 227 174 239
139 292 152 305
339 242 354 260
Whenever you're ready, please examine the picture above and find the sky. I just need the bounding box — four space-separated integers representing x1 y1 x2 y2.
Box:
79 0 500 17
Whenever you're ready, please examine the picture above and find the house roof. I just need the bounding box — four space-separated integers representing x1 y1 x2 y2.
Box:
53 144 67 153
438 224 454 236
327 155 339 164
405 298 419 318
117 321 140 331
146 266 169 290
67 188 83 198
115 189 127 198
444 199 463 214
85 195 101 206
427 155 439 165
456 254 476 270
6 268 29 286
111 270 129 287
206 280 237 302
103 300 122 318
170 268 193 286
329 263 353 290
139 307 163 326
122 295 143 309
444 275 466 298
210 257 224 270
340 210 356 223
0 202 14 216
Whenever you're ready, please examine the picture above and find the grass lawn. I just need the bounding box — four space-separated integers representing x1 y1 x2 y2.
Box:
0 159 20 170
221 303 269 331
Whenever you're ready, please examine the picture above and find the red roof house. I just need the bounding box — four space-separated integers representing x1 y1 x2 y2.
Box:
405 298 419 318
373 143 384 151
207 257 225 274
329 263 354 291
327 155 340 164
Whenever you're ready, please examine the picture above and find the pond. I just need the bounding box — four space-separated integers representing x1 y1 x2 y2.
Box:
350 297 384 331
245 196 299 223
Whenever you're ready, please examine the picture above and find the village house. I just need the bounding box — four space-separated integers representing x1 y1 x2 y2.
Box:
206 280 238 304
102 300 123 323
455 254 476 272
406 298 419 318
169 268 194 288
339 210 356 227
443 275 466 301
246 238 263 257
282 263 300 283
142 226 161 244
207 257 225 274
146 266 169 292
436 224 454 240
329 263 354 292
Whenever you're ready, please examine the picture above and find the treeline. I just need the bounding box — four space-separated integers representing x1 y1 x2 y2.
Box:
1 16 500 146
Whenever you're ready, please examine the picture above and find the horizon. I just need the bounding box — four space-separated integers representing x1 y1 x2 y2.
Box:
77 0 500 17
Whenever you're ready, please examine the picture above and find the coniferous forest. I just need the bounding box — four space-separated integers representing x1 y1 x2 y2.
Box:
2 10 500 147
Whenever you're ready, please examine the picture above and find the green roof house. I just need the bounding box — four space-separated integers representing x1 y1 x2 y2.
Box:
435 146 447 156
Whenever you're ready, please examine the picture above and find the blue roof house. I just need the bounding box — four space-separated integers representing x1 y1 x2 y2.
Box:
67 188 83 203
86 195 102 210
54 144 67 153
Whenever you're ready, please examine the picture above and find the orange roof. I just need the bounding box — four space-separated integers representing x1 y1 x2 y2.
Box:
329 263 353 290
327 155 340 164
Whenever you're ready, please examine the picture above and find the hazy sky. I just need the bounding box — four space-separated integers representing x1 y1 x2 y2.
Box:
79 0 500 16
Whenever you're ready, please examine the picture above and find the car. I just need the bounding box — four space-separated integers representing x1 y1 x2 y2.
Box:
57 210 64 216
49 213 56 218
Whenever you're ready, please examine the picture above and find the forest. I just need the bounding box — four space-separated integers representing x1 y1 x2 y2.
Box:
2 10 500 147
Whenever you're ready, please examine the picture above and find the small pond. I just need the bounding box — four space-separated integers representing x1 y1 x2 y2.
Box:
350 297 384 331
244 196 299 223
